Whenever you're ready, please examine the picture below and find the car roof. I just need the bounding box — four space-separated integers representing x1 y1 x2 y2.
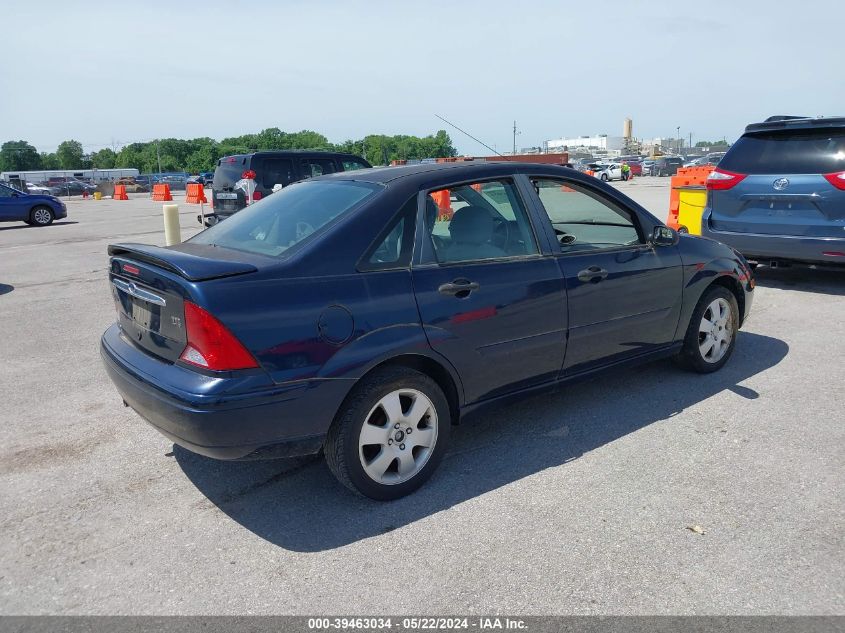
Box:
745 115 845 134
317 161 574 185
220 150 365 160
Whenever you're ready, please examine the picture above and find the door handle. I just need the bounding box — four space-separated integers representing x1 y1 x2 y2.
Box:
438 279 480 297
577 266 609 283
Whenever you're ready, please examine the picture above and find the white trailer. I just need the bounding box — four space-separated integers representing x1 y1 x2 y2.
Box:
0 168 139 184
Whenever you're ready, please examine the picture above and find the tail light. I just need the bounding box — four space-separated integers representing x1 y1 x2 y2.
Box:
823 171 845 190
179 301 259 371
706 168 746 190
252 190 263 201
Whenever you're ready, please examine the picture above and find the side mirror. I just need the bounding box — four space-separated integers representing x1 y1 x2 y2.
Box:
651 225 679 247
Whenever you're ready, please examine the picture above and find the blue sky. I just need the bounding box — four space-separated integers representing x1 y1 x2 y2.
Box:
1 0 842 155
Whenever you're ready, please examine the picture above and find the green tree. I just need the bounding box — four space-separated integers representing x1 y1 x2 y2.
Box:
91 148 117 169
56 140 86 169
0 140 42 171
90 129 456 173
695 140 714 148
40 152 60 169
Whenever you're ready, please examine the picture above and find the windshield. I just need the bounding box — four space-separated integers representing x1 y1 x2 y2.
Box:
190 179 381 257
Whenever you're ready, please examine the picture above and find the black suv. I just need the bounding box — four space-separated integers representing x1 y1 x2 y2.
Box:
208 151 371 223
652 156 684 177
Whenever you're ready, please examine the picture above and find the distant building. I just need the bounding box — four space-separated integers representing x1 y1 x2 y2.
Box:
546 134 626 155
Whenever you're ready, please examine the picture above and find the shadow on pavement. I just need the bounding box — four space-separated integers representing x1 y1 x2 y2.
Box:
0 221 79 232
177 331 788 552
753 265 845 296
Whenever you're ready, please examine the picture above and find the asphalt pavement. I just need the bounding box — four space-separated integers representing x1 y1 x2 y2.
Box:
0 181 842 615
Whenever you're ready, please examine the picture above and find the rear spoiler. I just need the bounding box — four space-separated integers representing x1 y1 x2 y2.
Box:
746 116 845 133
108 243 258 281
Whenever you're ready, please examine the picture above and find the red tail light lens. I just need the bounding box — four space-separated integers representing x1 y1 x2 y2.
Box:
706 168 747 190
179 301 259 371
252 190 263 201
823 171 845 190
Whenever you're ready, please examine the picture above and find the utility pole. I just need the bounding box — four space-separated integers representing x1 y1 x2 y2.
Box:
155 140 162 175
676 126 681 153
689 132 693 150
513 120 518 155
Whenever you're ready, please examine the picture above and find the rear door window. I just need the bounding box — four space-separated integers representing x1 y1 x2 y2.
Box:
300 158 339 179
425 179 538 263
720 129 845 174
257 157 295 188
342 159 369 171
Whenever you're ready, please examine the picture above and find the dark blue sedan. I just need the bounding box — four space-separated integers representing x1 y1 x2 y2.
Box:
101 163 754 499
0 183 67 226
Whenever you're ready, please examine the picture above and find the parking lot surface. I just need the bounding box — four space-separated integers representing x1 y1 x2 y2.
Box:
0 181 842 614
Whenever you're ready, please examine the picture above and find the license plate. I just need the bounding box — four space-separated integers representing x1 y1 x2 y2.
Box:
216 192 238 200
131 300 153 329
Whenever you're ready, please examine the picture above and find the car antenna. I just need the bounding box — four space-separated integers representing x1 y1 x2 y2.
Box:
435 114 505 158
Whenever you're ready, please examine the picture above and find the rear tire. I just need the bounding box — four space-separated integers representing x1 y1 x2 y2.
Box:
325 367 450 500
601 173 609 181
675 286 739 373
30 206 54 226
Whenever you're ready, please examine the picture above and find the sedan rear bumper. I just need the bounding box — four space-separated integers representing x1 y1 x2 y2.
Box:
702 216 845 266
100 324 351 460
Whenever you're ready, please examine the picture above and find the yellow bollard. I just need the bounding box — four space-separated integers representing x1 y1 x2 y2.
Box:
93 191 102 200
163 204 181 246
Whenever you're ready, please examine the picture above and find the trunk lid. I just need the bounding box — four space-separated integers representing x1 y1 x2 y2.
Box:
108 243 259 363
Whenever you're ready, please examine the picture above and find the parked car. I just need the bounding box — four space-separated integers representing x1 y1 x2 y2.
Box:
701 115 845 267
684 156 707 167
101 162 754 500
0 182 67 226
50 181 97 196
200 171 214 187
157 174 188 191
686 153 725 168
26 182 53 195
114 177 149 193
209 150 372 223
594 163 624 181
641 159 656 176
652 156 685 177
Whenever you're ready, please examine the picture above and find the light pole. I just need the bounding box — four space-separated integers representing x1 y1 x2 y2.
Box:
155 140 163 175
676 126 681 153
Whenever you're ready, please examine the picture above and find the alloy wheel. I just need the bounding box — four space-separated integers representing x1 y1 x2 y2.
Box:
32 208 52 225
698 298 733 363
358 389 438 485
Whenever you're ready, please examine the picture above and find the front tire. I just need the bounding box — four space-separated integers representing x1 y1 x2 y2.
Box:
325 367 450 500
30 206 54 226
676 286 739 373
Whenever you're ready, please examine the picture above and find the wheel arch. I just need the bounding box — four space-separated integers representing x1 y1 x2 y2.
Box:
353 354 462 426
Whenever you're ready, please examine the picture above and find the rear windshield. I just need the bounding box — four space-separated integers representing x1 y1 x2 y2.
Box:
190 180 381 257
212 157 249 189
720 129 845 174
